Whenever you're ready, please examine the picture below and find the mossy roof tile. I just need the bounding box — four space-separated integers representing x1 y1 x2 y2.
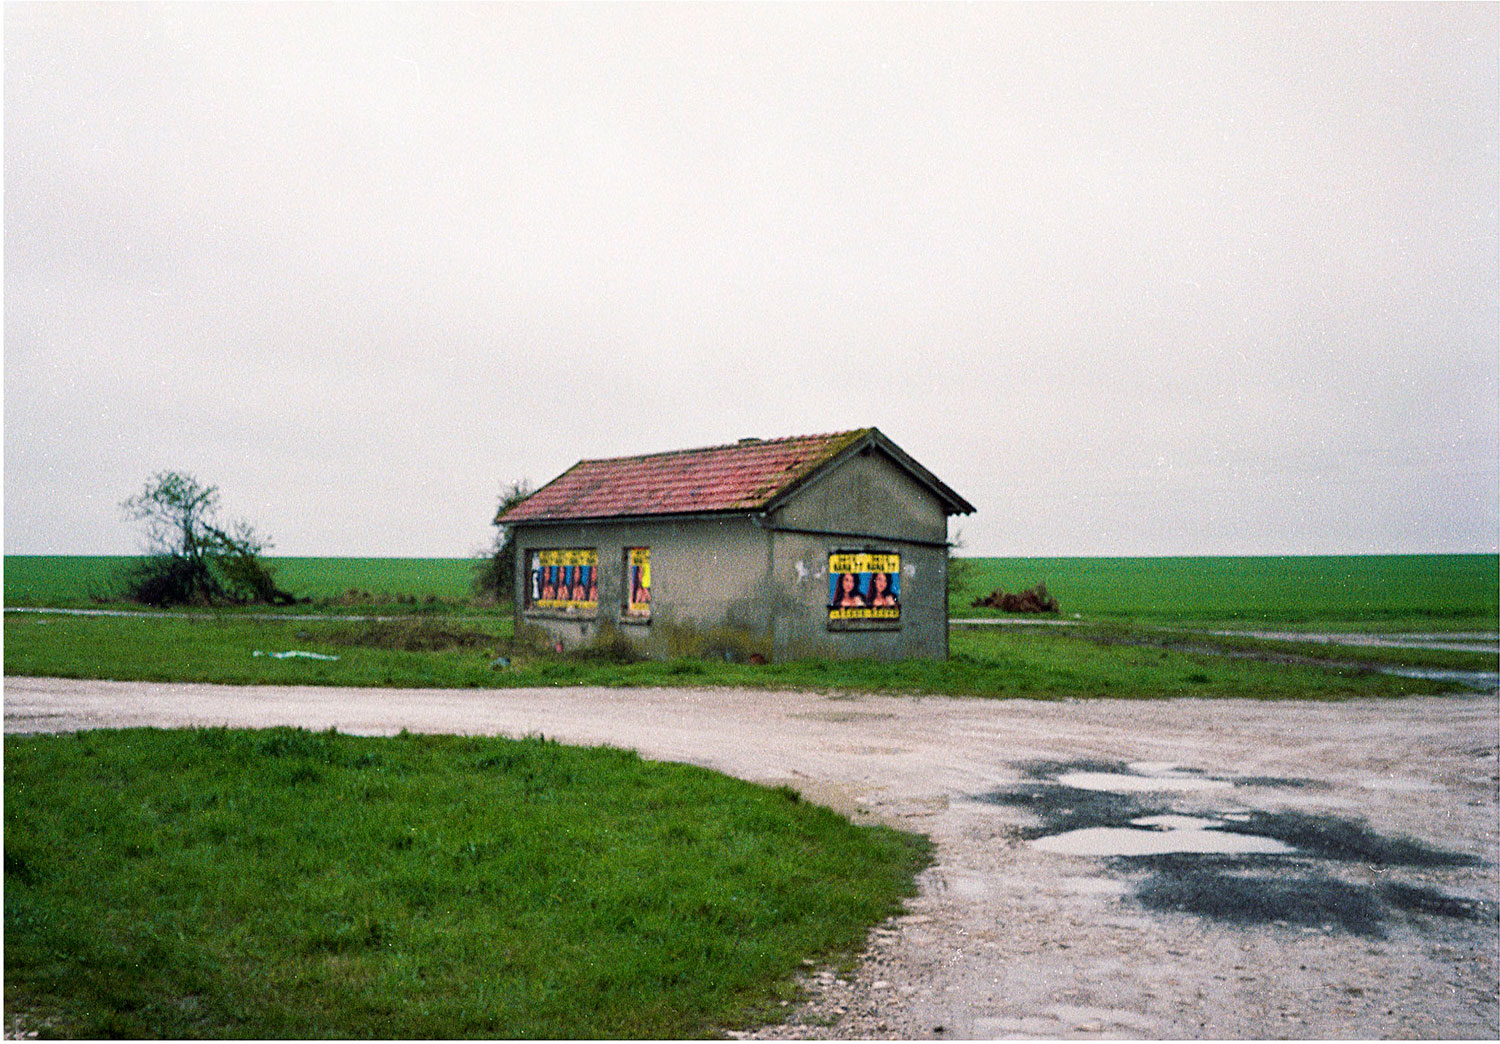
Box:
498 429 873 523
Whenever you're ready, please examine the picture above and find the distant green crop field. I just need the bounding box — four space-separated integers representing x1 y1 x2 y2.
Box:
952 554 1498 626
7 554 1497 627
3 556 478 607
266 557 477 600
2 556 141 606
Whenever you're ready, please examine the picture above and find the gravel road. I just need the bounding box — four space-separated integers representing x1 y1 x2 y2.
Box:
6 677 1498 1039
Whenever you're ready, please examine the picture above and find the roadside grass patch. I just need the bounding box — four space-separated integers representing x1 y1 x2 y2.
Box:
3 612 1466 699
319 618 500 654
4 728 931 1039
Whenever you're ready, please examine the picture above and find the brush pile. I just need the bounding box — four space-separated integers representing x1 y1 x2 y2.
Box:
970 582 1059 614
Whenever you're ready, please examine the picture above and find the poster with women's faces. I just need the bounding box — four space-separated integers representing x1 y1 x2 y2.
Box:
827 551 901 621
530 548 599 610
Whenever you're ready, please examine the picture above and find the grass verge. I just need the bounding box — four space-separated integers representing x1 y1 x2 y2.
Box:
4 611 1473 699
4 727 931 1038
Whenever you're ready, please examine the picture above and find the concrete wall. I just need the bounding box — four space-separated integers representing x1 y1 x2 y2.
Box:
775 446 949 544
764 532 948 661
763 447 951 661
511 445 954 661
511 516 773 656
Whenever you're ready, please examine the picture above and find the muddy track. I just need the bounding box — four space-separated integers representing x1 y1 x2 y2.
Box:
5 677 1498 1038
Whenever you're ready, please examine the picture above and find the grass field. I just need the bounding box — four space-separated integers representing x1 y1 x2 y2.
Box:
1 556 483 607
954 554 1498 626
4 611 1479 700
4 728 930 1037
5 553 1494 699
6 554 1495 626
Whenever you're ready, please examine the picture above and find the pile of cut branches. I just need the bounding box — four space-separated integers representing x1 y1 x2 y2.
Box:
971 582 1059 614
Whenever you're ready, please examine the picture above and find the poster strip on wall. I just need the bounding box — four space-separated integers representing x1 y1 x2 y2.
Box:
626 547 651 617
827 551 901 622
529 549 599 611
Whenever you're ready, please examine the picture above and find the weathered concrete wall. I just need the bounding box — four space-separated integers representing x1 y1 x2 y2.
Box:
763 447 951 660
510 517 772 654
765 532 948 662
774 446 948 544
510 446 954 661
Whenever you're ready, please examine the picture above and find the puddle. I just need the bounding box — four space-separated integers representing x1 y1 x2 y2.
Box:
1033 815 1295 857
1214 809 1478 868
1163 628 1500 691
984 760 1485 937
1056 769 1233 794
1383 666 1500 691
1208 629 1500 655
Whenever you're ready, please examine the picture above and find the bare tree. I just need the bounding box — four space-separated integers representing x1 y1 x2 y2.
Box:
474 479 534 604
120 471 295 606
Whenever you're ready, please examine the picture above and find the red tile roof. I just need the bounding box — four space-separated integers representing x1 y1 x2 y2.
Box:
499 429 880 524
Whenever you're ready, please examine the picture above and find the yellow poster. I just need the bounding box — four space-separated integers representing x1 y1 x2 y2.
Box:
828 550 901 622
529 549 598 610
626 547 651 616
828 552 900 575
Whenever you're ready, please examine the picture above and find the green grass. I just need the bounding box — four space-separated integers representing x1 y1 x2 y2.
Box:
4 611 1476 700
10 554 1495 627
3 556 480 609
6 554 1493 700
951 554 1498 627
4 727 931 1038
2 556 142 606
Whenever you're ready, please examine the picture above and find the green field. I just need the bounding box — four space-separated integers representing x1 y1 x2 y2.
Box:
2 556 481 608
6 553 1496 627
5 553 1494 699
5 728 929 1038
955 554 1497 626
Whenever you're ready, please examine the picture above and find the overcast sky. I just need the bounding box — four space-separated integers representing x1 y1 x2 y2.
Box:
5 3 1496 558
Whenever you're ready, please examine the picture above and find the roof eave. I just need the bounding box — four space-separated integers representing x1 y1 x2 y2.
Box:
501 506 766 527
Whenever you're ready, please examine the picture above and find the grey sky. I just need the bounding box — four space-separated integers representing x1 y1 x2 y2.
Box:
6 2 1496 558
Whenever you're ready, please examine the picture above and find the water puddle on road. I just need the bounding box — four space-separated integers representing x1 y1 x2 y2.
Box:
1208 629 1500 655
1056 762 1234 794
1033 814 1295 858
981 760 1486 937
1172 628 1498 691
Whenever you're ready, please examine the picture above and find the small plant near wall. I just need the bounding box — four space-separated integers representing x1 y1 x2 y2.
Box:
474 479 534 605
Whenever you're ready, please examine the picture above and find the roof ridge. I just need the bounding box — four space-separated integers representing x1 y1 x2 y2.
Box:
576 428 872 465
497 425 974 524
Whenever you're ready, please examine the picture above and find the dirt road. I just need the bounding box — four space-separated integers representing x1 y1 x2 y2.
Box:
6 677 1498 1038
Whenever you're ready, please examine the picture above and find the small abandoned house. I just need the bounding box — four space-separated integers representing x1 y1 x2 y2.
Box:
497 428 974 662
